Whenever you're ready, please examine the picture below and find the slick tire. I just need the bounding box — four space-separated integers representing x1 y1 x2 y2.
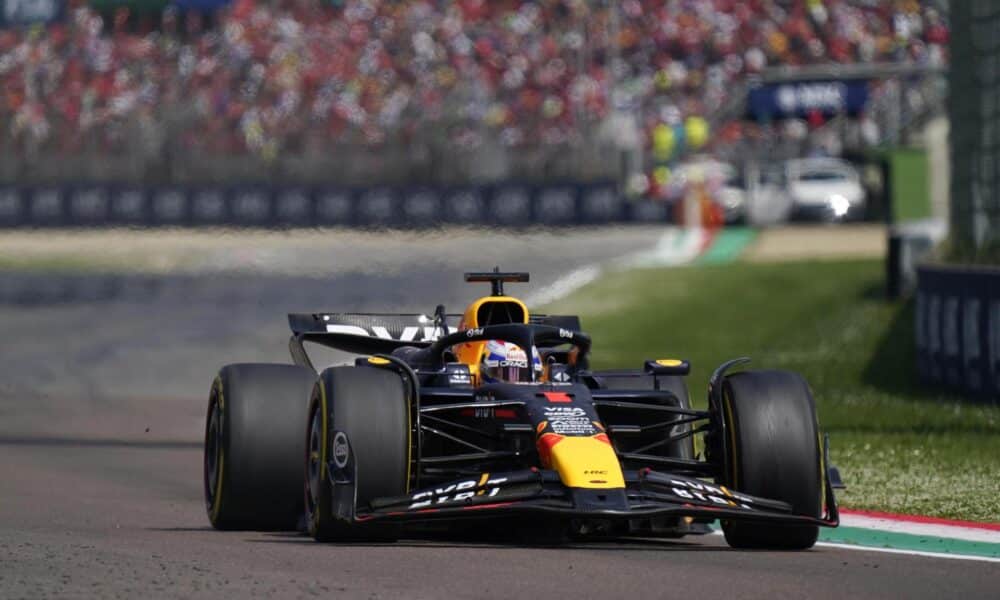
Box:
599 374 694 460
720 370 822 550
305 366 410 542
204 363 316 530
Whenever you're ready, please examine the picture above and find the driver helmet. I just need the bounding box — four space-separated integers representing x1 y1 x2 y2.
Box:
481 339 542 383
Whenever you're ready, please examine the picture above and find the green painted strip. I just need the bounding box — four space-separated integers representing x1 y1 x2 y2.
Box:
821 526 1000 559
696 227 757 265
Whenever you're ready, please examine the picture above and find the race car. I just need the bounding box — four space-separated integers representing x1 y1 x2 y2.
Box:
204 270 839 549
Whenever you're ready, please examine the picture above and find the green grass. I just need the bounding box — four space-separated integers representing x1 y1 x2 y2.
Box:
545 259 1000 522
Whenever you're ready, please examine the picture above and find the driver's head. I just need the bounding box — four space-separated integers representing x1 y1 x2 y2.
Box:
481 339 542 383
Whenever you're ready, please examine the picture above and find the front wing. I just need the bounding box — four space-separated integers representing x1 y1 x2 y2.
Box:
329 448 839 528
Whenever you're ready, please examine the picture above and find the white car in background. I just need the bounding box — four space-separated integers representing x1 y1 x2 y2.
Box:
784 158 866 221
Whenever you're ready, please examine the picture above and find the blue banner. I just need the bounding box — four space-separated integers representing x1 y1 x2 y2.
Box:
747 79 869 121
1 0 63 26
170 0 230 10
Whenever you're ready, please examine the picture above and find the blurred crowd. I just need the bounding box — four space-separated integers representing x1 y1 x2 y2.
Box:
0 0 949 177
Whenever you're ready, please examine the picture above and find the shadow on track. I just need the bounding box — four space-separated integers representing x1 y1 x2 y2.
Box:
229 530 725 553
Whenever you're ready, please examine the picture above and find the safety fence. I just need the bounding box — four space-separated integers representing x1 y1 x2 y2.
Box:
915 265 1000 402
949 1 1000 259
0 181 674 228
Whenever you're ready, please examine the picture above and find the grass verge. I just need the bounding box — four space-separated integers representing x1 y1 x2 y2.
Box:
545 259 1000 522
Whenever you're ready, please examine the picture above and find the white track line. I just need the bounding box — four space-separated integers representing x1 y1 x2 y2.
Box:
814 541 1000 564
524 265 603 307
709 528 999 563
616 227 706 268
525 228 706 307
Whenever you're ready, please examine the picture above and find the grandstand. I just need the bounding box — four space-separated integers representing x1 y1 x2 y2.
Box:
1 0 949 188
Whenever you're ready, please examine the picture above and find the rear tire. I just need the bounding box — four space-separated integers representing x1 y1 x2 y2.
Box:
204 363 316 530
305 366 410 542
720 370 822 549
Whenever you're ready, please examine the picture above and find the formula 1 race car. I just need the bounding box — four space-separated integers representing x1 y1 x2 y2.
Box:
204 270 839 549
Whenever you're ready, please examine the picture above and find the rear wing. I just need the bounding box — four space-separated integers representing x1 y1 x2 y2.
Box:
287 312 583 372
288 312 459 342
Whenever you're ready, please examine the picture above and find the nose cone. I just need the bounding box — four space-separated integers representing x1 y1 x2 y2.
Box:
538 433 626 489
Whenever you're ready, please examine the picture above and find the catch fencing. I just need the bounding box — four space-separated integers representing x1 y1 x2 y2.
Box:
949 1 1000 258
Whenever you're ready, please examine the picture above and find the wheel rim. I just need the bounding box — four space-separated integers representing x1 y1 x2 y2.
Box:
305 403 323 520
204 394 222 512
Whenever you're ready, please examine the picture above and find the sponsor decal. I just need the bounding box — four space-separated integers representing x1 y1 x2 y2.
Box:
552 370 571 383
776 82 847 113
466 327 484 338
275 189 311 221
915 292 927 351
489 344 527 368
543 406 596 435
316 190 352 221
70 188 109 221
943 296 959 358
498 359 528 368
324 323 452 342
991 302 1000 391
112 189 146 222
232 189 270 222
445 189 484 222
0 188 21 222
542 391 572 403
559 328 574 339
190 189 226 222
408 477 508 509
448 371 471 385
537 187 576 223
403 190 439 220
358 188 395 221
32 188 62 220
582 186 620 220
469 406 495 418
668 479 753 508
332 432 350 469
491 186 531 223
153 189 186 222
963 298 981 391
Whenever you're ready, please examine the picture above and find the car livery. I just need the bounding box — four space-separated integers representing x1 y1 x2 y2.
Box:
204 270 840 549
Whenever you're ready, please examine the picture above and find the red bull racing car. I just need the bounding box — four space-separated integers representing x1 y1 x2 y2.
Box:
204 270 839 549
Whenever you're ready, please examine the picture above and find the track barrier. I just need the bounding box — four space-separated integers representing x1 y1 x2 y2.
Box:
0 182 673 229
915 265 1000 402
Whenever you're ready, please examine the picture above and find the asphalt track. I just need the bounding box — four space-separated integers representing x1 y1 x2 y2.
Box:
1 227 996 598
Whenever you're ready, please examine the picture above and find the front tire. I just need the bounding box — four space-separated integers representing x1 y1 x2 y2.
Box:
720 370 823 549
204 363 316 530
305 366 410 542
